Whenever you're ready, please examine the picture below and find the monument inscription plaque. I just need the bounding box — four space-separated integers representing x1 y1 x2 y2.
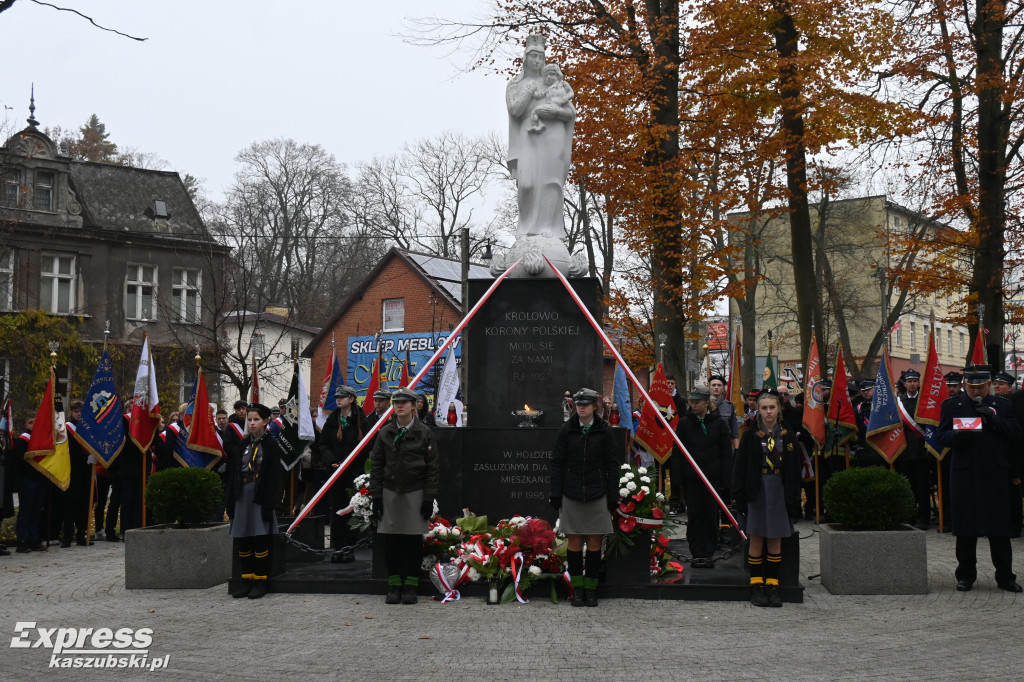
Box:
467 277 603 428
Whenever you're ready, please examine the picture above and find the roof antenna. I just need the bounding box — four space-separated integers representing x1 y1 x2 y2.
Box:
27 83 39 129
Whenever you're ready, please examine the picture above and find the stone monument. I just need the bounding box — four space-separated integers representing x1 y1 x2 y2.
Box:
491 34 588 278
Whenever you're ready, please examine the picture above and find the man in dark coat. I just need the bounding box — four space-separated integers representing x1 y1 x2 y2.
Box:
898 369 932 529
676 385 733 566
937 365 1023 592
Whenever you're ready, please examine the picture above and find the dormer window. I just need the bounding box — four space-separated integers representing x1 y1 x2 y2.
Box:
2 169 20 206
34 170 54 211
153 200 168 218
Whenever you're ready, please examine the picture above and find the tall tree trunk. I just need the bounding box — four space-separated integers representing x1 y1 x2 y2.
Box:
971 0 1007 367
773 1 822 371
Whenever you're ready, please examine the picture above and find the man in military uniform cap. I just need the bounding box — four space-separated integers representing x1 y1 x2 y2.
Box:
1000 374 1024 537
937 365 1023 591
945 372 963 398
898 369 931 529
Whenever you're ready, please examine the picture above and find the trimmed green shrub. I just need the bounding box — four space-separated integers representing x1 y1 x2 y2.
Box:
822 466 916 531
146 468 223 528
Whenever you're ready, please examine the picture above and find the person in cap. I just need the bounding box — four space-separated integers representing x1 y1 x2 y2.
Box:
1004 375 1024 537
314 385 368 563
368 387 439 605
366 388 392 430
675 385 733 567
732 387 800 607
709 374 740 450
992 372 1015 398
550 387 620 607
898 369 932 529
853 380 885 468
937 365 1023 592
226 403 284 600
945 372 963 398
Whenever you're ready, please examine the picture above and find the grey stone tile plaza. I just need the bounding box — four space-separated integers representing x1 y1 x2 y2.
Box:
1 520 1020 681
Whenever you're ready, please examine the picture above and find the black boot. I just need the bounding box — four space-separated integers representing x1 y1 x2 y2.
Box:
231 580 253 598
233 539 255 598
247 579 267 599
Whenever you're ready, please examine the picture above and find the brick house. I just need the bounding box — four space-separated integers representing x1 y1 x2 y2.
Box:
0 113 229 408
301 247 489 406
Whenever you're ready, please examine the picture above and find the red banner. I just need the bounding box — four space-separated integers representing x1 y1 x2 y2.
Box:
802 333 826 449
633 363 678 464
707 322 728 351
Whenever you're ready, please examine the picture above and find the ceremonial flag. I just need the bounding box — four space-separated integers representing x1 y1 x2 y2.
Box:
317 350 344 429
865 348 907 464
182 368 223 469
729 339 744 424
916 330 951 460
802 333 827 449
970 326 986 365
0 396 12 458
73 350 126 468
824 345 858 452
251 355 261 404
26 373 71 490
435 345 463 426
278 361 315 470
399 347 411 390
362 352 382 417
128 337 161 452
613 364 634 434
761 355 778 390
634 363 678 464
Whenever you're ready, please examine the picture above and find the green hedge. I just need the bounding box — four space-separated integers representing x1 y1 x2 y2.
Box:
822 466 916 531
146 468 223 528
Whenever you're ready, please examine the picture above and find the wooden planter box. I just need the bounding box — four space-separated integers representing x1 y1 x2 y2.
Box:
819 523 927 595
124 523 231 589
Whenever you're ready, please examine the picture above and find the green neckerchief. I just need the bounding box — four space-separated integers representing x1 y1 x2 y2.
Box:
580 421 592 437
698 415 707 435
338 412 350 430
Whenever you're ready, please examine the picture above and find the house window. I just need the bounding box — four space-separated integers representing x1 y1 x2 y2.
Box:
0 250 12 310
2 169 19 206
40 254 75 314
383 298 404 332
252 333 265 359
910 322 916 349
171 268 202 323
34 170 54 211
895 324 903 347
125 264 156 321
959 332 965 358
947 329 952 356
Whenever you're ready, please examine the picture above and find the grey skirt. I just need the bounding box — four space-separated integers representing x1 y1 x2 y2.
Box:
744 474 792 539
378 487 427 535
559 496 613 535
229 481 279 538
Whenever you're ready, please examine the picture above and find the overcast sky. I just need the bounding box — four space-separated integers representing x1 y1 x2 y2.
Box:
1 0 508 202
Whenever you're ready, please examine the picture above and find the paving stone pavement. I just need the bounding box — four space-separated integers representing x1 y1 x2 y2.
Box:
1 519 1020 681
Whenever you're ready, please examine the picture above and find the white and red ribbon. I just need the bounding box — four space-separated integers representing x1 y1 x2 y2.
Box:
510 552 529 604
434 561 470 604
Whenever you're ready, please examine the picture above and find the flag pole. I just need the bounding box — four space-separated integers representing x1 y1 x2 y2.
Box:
89 321 110 541
937 462 945 531
286 258 523 534
543 257 745 538
140 331 148 528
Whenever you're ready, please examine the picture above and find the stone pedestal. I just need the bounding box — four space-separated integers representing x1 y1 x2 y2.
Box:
125 523 231 589
819 523 928 594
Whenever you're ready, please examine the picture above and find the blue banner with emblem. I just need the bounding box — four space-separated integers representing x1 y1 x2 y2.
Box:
74 350 126 468
347 332 462 401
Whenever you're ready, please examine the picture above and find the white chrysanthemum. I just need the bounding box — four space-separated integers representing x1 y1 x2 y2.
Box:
656 492 666 502
528 565 542 576
626 481 637 491
619 476 629 485
640 476 651 484
619 487 629 497
621 463 631 470
468 567 482 582
436 527 449 538
510 515 527 526
451 527 461 537
624 471 635 480
637 467 648 475
641 486 650 494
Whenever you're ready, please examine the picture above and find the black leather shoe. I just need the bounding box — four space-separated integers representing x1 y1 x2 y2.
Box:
60 538 72 548
997 579 1023 593
401 585 418 604
751 584 769 607
230 580 253 598
105 534 122 542
247 580 268 599
765 584 782 607
570 589 585 607
385 587 402 604
584 589 598 607
955 579 974 592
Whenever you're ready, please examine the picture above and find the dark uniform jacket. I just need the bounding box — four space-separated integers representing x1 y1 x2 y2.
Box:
898 393 927 461
937 392 1023 536
316 408 369 489
226 431 284 515
368 417 439 499
550 413 620 504
731 423 802 515
676 410 732 490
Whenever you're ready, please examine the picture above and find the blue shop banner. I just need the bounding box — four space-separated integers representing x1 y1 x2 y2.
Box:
348 332 462 400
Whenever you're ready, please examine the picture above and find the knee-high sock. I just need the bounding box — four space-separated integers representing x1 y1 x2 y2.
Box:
567 549 583 587
764 553 781 586
404 534 422 586
237 537 255 580
253 534 271 581
384 534 403 585
748 552 764 586
583 548 601 590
